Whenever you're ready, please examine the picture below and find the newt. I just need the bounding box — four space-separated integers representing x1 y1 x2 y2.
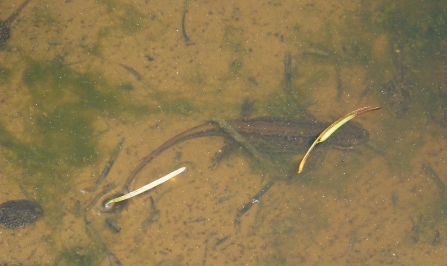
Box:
124 116 369 190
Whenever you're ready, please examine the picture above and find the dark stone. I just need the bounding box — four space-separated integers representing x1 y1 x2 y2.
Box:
0 199 43 229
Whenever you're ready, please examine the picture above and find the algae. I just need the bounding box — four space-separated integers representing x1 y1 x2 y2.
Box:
363 0 447 63
57 247 99 266
0 65 12 84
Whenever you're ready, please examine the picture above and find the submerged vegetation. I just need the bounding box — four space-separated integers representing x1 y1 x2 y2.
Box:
0 53 197 180
0 66 12 84
56 247 99 266
1 57 139 175
363 0 447 62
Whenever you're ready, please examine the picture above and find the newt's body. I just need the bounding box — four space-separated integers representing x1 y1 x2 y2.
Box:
124 116 369 190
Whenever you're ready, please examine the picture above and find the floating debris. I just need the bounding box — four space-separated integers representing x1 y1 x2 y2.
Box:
234 180 275 227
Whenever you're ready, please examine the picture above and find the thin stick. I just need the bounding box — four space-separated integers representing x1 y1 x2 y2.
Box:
105 167 186 206
298 106 380 173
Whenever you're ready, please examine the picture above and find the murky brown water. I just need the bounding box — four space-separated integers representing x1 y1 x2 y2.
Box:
0 0 446 265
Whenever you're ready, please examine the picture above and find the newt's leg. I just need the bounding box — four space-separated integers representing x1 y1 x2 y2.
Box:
209 142 238 169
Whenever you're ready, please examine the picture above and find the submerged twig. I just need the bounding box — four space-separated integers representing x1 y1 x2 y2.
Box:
119 64 156 91
422 160 445 191
181 0 191 42
93 138 125 192
234 180 275 227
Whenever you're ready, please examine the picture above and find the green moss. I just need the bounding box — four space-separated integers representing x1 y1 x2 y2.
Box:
0 123 54 173
229 60 243 74
86 27 112 57
97 0 120 14
97 0 147 34
258 254 287 266
342 37 373 65
0 57 152 179
408 194 447 245
97 27 112 39
116 82 134 91
58 247 99 266
36 105 98 167
119 5 146 34
158 96 195 115
366 0 447 62
223 26 245 53
258 63 314 120
185 68 205 86
23 61 67 109
31 6 58 27
0 66 11 84
22 57 144 116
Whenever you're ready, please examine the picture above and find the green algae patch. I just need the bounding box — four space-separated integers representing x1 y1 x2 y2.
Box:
0 122 54 173
0 66 12 84
97 0 149 35
24 57 154 114
0 57 152 178
0 105 98 178
119 5 146 34
23 59 121 114
364 1 447 63
56 247 99 266
160 96 195 115
36 106 98 167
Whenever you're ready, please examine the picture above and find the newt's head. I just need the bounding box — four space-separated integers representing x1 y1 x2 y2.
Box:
327 122 369 148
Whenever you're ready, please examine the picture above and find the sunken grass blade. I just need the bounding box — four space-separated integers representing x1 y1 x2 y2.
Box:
298 106 380 173
105 167 186 207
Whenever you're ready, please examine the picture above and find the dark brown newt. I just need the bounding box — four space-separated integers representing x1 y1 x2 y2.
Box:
124 117 369 190
0 0 32 48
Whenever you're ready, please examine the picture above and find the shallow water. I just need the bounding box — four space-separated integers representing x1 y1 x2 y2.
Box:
0 0 446 265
